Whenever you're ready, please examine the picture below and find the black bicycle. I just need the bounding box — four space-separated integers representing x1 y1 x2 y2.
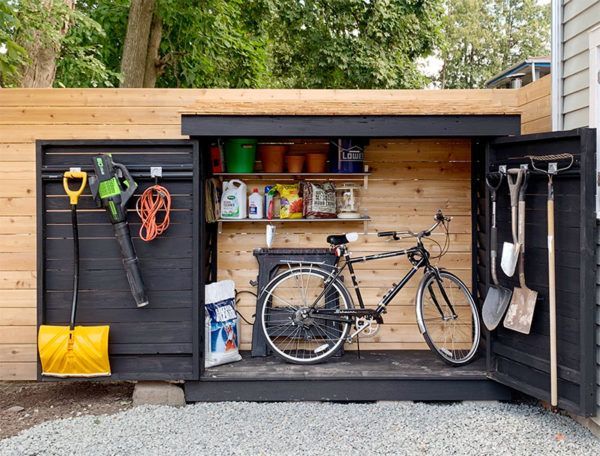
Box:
258 210 481 366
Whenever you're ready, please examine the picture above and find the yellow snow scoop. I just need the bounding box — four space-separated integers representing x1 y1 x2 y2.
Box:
38 171 110 377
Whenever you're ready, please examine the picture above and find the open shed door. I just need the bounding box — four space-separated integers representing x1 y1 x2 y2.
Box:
475 129 597 416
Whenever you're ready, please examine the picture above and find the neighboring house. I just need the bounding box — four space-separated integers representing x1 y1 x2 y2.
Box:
552 0 600 423
485 57 551 89
552 0 600 131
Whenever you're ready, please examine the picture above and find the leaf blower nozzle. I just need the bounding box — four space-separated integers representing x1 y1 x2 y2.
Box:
89 154 149 308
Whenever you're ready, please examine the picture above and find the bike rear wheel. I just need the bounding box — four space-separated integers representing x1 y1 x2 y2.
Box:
416 270 480 366
259 266 352 364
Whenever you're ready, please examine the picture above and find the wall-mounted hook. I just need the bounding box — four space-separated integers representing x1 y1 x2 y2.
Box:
151 166 162 185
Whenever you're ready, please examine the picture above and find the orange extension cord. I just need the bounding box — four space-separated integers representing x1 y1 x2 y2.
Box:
136 184 171 242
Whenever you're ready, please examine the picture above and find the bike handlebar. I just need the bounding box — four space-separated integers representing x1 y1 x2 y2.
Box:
377 210 451 240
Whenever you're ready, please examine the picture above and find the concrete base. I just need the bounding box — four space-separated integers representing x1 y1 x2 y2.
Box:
133 381 185 407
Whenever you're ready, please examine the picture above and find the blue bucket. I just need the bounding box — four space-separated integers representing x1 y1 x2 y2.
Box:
329 139 365 173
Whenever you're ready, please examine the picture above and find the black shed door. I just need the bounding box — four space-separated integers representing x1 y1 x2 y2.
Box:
37 139 207 381
476 129 597 416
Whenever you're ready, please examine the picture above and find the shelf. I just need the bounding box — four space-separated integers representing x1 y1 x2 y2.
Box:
214 172 370 188
216 216 371 234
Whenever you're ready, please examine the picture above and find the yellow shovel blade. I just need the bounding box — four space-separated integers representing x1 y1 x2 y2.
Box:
38 325 111 377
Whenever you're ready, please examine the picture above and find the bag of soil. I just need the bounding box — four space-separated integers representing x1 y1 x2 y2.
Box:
302 181 337 219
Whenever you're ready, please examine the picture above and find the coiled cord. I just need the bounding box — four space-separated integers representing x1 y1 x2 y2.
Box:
136 184 171 241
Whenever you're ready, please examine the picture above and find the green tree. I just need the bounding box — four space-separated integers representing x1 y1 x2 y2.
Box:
70 0 269 88
439 0 550 89
0 1 27 86
0 0 113 87
263 0 443 89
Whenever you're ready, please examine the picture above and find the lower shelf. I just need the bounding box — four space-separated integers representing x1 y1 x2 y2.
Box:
216 216 371 234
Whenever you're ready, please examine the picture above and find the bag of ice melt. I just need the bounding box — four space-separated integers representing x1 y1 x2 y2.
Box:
205 280 242 368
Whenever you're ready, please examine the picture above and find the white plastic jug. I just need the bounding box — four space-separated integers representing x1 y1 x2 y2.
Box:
221 180 247 219
248 188 264 219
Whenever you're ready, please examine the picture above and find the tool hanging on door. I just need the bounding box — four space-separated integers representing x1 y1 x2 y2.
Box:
503 167 538 334
482 171 513 330
38 171 111 377
501 168 524 277
89 154 149 308
528 153 574 409
136 168 171 242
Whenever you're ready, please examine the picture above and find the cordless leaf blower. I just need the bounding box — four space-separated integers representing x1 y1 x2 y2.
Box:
89 154 149 307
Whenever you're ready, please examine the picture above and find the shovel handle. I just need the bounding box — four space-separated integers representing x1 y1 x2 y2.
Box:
506 168 523 208
63 171 88 205
548 194 558 407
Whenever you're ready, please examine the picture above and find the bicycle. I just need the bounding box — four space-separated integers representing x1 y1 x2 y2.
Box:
258 210 481 366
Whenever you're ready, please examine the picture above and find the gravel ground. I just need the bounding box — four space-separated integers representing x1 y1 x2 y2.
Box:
0 382 133 440
0 401 598 455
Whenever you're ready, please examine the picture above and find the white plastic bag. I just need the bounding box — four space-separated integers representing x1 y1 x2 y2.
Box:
204 280 242 368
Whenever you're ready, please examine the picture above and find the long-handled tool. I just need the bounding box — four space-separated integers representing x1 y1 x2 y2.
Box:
500 168 524 277
503 167 538 334
482 171 513 330
528 153 574 408
38 171 111 377
89 155 149 308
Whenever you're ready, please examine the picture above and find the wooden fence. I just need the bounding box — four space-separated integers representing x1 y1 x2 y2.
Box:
0 81 551 380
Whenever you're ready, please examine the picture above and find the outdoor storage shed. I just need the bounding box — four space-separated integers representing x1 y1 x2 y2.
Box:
0 84 596 417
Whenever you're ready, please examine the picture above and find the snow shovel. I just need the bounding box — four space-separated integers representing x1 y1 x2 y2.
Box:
528 153 574 408
500 168 523 277
482 172 513 330
503 168 538 334
38 171 111 377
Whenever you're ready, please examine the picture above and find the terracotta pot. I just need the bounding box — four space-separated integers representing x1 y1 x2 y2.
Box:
306 153 327 173
286 154 305 173
259 144 288 173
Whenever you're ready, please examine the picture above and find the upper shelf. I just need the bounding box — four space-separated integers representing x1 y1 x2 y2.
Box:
214 172 370 187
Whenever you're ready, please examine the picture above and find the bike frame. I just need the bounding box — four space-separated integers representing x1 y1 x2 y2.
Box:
307 238 458 325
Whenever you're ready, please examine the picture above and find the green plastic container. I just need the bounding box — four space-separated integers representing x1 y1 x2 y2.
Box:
224 138 257 173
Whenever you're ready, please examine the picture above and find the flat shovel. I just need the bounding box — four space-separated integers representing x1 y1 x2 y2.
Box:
500 168 523 277
482 172 512 330
503 168 538 334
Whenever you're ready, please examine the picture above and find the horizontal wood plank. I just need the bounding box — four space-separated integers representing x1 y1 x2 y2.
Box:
0 362 37 380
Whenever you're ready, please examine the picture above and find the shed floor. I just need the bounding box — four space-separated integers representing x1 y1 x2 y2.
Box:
185 351 512 402
203 350 487 380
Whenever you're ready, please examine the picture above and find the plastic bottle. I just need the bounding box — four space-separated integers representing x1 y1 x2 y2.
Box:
248 188 264 219
221 180 247 219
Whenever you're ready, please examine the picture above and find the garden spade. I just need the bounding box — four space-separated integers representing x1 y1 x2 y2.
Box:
503 168 538 334
482 172 512 330
500 168 523 277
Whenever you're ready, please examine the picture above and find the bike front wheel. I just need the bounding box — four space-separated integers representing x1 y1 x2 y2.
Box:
259 266 353 364
416 270 481 366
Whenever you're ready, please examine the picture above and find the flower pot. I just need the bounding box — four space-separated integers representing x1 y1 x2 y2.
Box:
286 154 305 173
259 144 288 173
306 153 327 173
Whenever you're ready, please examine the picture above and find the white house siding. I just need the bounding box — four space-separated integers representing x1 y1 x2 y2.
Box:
560 0 600 129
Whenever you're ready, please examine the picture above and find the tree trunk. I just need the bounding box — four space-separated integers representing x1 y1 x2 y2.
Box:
143 13 163 88
20 0 75 88
120 0 156 88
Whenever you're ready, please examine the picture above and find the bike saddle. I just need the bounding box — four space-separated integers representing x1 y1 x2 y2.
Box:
326 232 359 245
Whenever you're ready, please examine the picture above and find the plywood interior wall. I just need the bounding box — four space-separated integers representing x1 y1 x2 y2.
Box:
221 139 472 351
0 86 546 380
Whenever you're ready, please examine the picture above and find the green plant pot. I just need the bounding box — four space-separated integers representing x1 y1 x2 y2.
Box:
225 138 257 173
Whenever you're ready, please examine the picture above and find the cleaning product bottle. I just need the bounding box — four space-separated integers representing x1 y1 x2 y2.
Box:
248 188 264 219
221 180 247 219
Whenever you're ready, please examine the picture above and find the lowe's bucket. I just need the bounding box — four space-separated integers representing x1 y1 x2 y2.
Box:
225 138 257 173
329 139 365 173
